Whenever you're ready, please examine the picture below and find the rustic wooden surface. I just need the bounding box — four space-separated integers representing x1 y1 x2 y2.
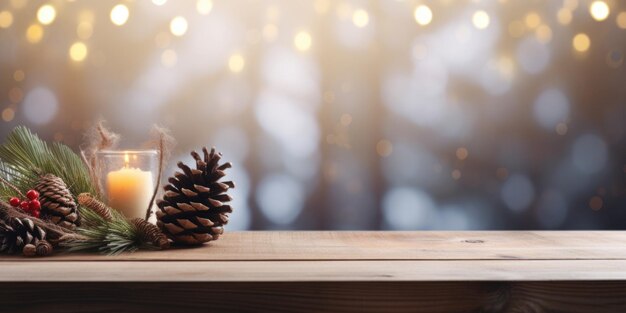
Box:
4 231 626 261
1 231 625 312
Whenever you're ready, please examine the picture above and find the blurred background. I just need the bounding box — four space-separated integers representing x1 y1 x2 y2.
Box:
0 0 625 230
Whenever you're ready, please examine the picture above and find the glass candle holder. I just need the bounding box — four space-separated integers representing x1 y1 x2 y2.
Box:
95 150 158 219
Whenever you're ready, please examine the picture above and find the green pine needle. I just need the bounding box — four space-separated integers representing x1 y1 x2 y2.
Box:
0 126 97 197
0 126 148 255
65 205 149 255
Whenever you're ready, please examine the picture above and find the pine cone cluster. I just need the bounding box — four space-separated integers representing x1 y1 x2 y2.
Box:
0 217 46 254
156 147 234 245
35 174 80 230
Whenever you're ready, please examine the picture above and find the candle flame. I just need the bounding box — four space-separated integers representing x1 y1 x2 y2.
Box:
124 152 130 168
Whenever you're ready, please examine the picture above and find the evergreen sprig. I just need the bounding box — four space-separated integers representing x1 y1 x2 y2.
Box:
0 126 145 255
0 126 96 197
64 203 153 255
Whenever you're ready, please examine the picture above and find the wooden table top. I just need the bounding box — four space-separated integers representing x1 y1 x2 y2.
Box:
1 231 625 282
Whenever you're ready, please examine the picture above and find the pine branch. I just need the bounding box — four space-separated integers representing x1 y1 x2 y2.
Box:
62 205 138 255
50 142 98 197
0 126 97 196
63 205 162 255
0 126 52 177
0 176 25 198
0 163 34 198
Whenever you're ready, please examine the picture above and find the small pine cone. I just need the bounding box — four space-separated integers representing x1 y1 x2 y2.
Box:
131 218 170 249
156 147 234 245
22 244 36 257
35 174 80 230
35 240 53 256
0 217 46 254
77 193 113 221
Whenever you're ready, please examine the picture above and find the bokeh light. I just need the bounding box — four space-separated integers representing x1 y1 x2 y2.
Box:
533 88 569 131
37 4 56 25
13 70 24 82
1 108 15 122
0 11 13 28
589 1 610 21
456 147 469 161
169 16 188 37
414 5 433 26
110 4 129 26
557 8 573 25
501 174 535 212
25 24 44 44
294 31 312 51
352 9 369 28
69 42 88 62
472 11 490 30
589 196 603 211
22 87 58 125
196 0 213 15
383 187 437 230
376 139 393 157
617 12 626 29
228 53 245 72
524 12 541 29
572 33 591 52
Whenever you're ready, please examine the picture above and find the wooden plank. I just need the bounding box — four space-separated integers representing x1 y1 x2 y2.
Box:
1 260 626 282
1 231 626 312
1 282 625 313
3 231 624 262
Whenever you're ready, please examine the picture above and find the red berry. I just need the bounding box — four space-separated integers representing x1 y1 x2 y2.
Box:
32 210 40 218
20 200 29 210
9 197 20 207
29 199 41 211
26 190 39 200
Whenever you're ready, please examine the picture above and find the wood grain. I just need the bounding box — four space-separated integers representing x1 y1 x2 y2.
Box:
1 260 626 282
1 282 625 313
1 231 626 312
2 231 625 262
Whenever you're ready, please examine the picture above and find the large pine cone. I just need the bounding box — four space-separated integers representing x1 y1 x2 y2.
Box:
35 174 80 230
0 217 46 254
156 147 234 245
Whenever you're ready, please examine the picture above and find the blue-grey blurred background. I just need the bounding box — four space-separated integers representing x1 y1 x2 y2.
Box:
0 0 625 230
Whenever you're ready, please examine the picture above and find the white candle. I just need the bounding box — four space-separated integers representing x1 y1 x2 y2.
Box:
106 154 154 219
